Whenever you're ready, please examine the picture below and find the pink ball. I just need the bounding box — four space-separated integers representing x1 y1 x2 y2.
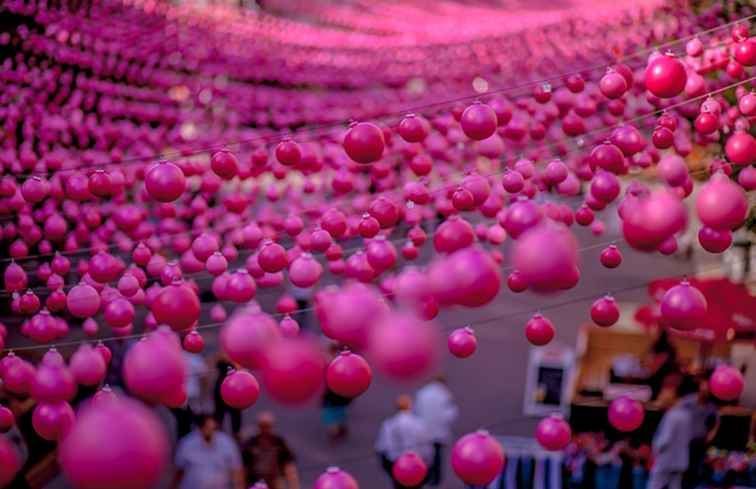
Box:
59 398 169 489
696 174 748 230
123 333 186 404
725 131 756 165
369 311 439 380
536 415 571 451
32 359 76 402
622 190 687 251
658 155 688 187
314 467 359 489
698 226 732 253
502 199 542 239
392 452 427 487
0 407 14 433
66 284 101 318
451 430 505 486
644 54 687 98
258 242 289 273
608 396 645 432
326 351 372 398
447 327 478 358
590 296 620 327
710 366 744 401
460 102 497 140
220 370 260 410
288 253 323 288
433 216 475 254
3 357 35 395
262 338 325 405
221 311 281 369
104 298 135 328
343 122 385 164
70 344 107 386
429 246 500 307
182 330 205 353
151 282 200 331
590 170 620 203
525 314 555 346
512 224 579 293
660 281 707 331
144 161 185 203
600 245 622 268
226 270 257 303
316 283 389 349
210 150 239 179
0 433 20 487
32 401 75 441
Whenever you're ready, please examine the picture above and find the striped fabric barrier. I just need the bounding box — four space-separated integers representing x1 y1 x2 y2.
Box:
467 436 563 489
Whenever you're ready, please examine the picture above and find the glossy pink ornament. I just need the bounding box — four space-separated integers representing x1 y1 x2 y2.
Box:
344 122 385 164
525 314 555 346
660 281 707 331
262 338 325 404
725 131 756 165
0 407 14 433
512 224 578 292
151 282 200 331
123 333 186 404
599 70 627 99
258 242 289 273
696 174 748 230
226 270 257 303
221 311 281 369
536 415 571 451
0 433 20 486
59 398 169 489
211 150 239 179
591 296 620 327
698 226 732 253
433 216 475 254
314 467 359 489
392 452 427 487
104 298 135 328
398 114 429 143
32 401 75 441
600 245 622 268
429 245 501 307
221 370 260 409
145 161 185 203
710 366 744 401
502 199 542 239
658 155 688 187
622 190 687 251
70 344 107 386
317 283 388 349
447 327 477 358
451 430 505 486
183 330 205 353
590 170 620 203
326 351 372 398
289 253 323 288
369 311 439 380
460 102 497 140
644 54 687 98
66 283 101 318
608 396 644 432
32 355 76 402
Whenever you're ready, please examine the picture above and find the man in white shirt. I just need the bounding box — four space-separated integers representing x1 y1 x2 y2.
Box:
375 395 433 489
173 415 245 489
414 375 459 486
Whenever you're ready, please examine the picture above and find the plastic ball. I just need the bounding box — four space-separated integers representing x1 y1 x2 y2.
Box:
262 338 325 404
344 123 385 164
644 55 687 98
696 174 748 230
221 370 260 409
447 327 477 358
535 415 571 451
392 452 427 487
608 396 644 432
145 161 185 203
710 366 744 401
660 281 707 331
451 430 505 486
369 311 439 380
151 282 200 331
525 314 555 346
326 351 372 398
590 296 620 327
314 467 359 489
66 284 101 318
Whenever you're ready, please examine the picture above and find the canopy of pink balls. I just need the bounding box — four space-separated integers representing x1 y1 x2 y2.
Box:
0 0 754 487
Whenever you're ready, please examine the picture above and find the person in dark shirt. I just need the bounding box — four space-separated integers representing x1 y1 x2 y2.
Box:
645 330 679 400
241 412 299 489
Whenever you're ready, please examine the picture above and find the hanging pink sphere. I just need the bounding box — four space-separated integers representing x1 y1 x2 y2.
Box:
365 238 398 273
104 298 135 328
369 311 439 380
70 344 107 386
461 173 491 206
590 170 620 203
512 224 579 293
206 252 229 276
398 114 430 143
660 281 707 331
182 330 205 353
32 359 76 402
507 270 528 293
600 245 622 268
451 430 505 486
326 351 372 398
221 311 281 369
226 270 257 303
536 415 571 451
279 316 300 337
429 245 501 307
258 242 289 273
658 155 688 187
123 333 186 404
622 190 687 251
725 131 756 165
599 70 627 99
145 161 185 203
608 396 645 432
59 397 169 489
392 452 427 487
151 282 200 331
221 370 260 409
591 296 620 327
289 253 323 288
590 142 625 174
32 401 75 441
316 283 388 349
2 356 35 395
66 283 101 318
460 102 497 141
525 314 555 346
447 327 477 358
644 55 687 98
344 122 385 164
502 170 525 193
262 338 325 404
734 39 756 66
4 262 28 293
698 226 732 253
696 174 748 230
211 150 239 179
739 92 756 117
502 199 542 239
710 366 744 401
433 216 475 254
314 467 359 489
0 407 14 433
117 274 140 297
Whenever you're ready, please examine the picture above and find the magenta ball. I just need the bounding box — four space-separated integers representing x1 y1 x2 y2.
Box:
429 246 500 307
710 366 744 401
66 284 101 318
660 281 708 331
220 311 281 370
326 351 372 398
144 161 185 203
0 433 20 487
644 55 687 98
317 283 389 349
220 370 260 410
725 131 756 165
451 431 505 486
525 314 555 346
590 296 620 327
460 102 497 141
536 415 571 451
512 224 579 293
70 344 107 386
696 174 748 230
59 398 169 489
448 327 477 358
344 122 385 164
369 311 439 380
314 467 359 489
698 226 732 253
123 333 186 404
32 401 75 441
262 338 325 405
608 396 645 432
151 282 200 331
392 452 427 487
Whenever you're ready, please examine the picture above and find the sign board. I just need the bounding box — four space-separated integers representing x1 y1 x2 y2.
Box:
523 344 574 417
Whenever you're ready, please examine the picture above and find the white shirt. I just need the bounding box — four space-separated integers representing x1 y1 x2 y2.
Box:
375 411 433 463
414 381 459 444
176 431 242 489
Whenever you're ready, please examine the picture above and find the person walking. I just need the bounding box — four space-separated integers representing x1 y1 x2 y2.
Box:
173 415 244 489
682 375 720 489
241 412 300 489
376 395 433 489
648 376 699 489
414 375 458 486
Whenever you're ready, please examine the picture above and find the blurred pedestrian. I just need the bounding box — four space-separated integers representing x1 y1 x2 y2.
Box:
173 351 209 439
173 414 244 489
213 351 241 439
414 375 458 486
241 412 300 489
649 376 699 489
376 394 433 489
682 375 720 489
